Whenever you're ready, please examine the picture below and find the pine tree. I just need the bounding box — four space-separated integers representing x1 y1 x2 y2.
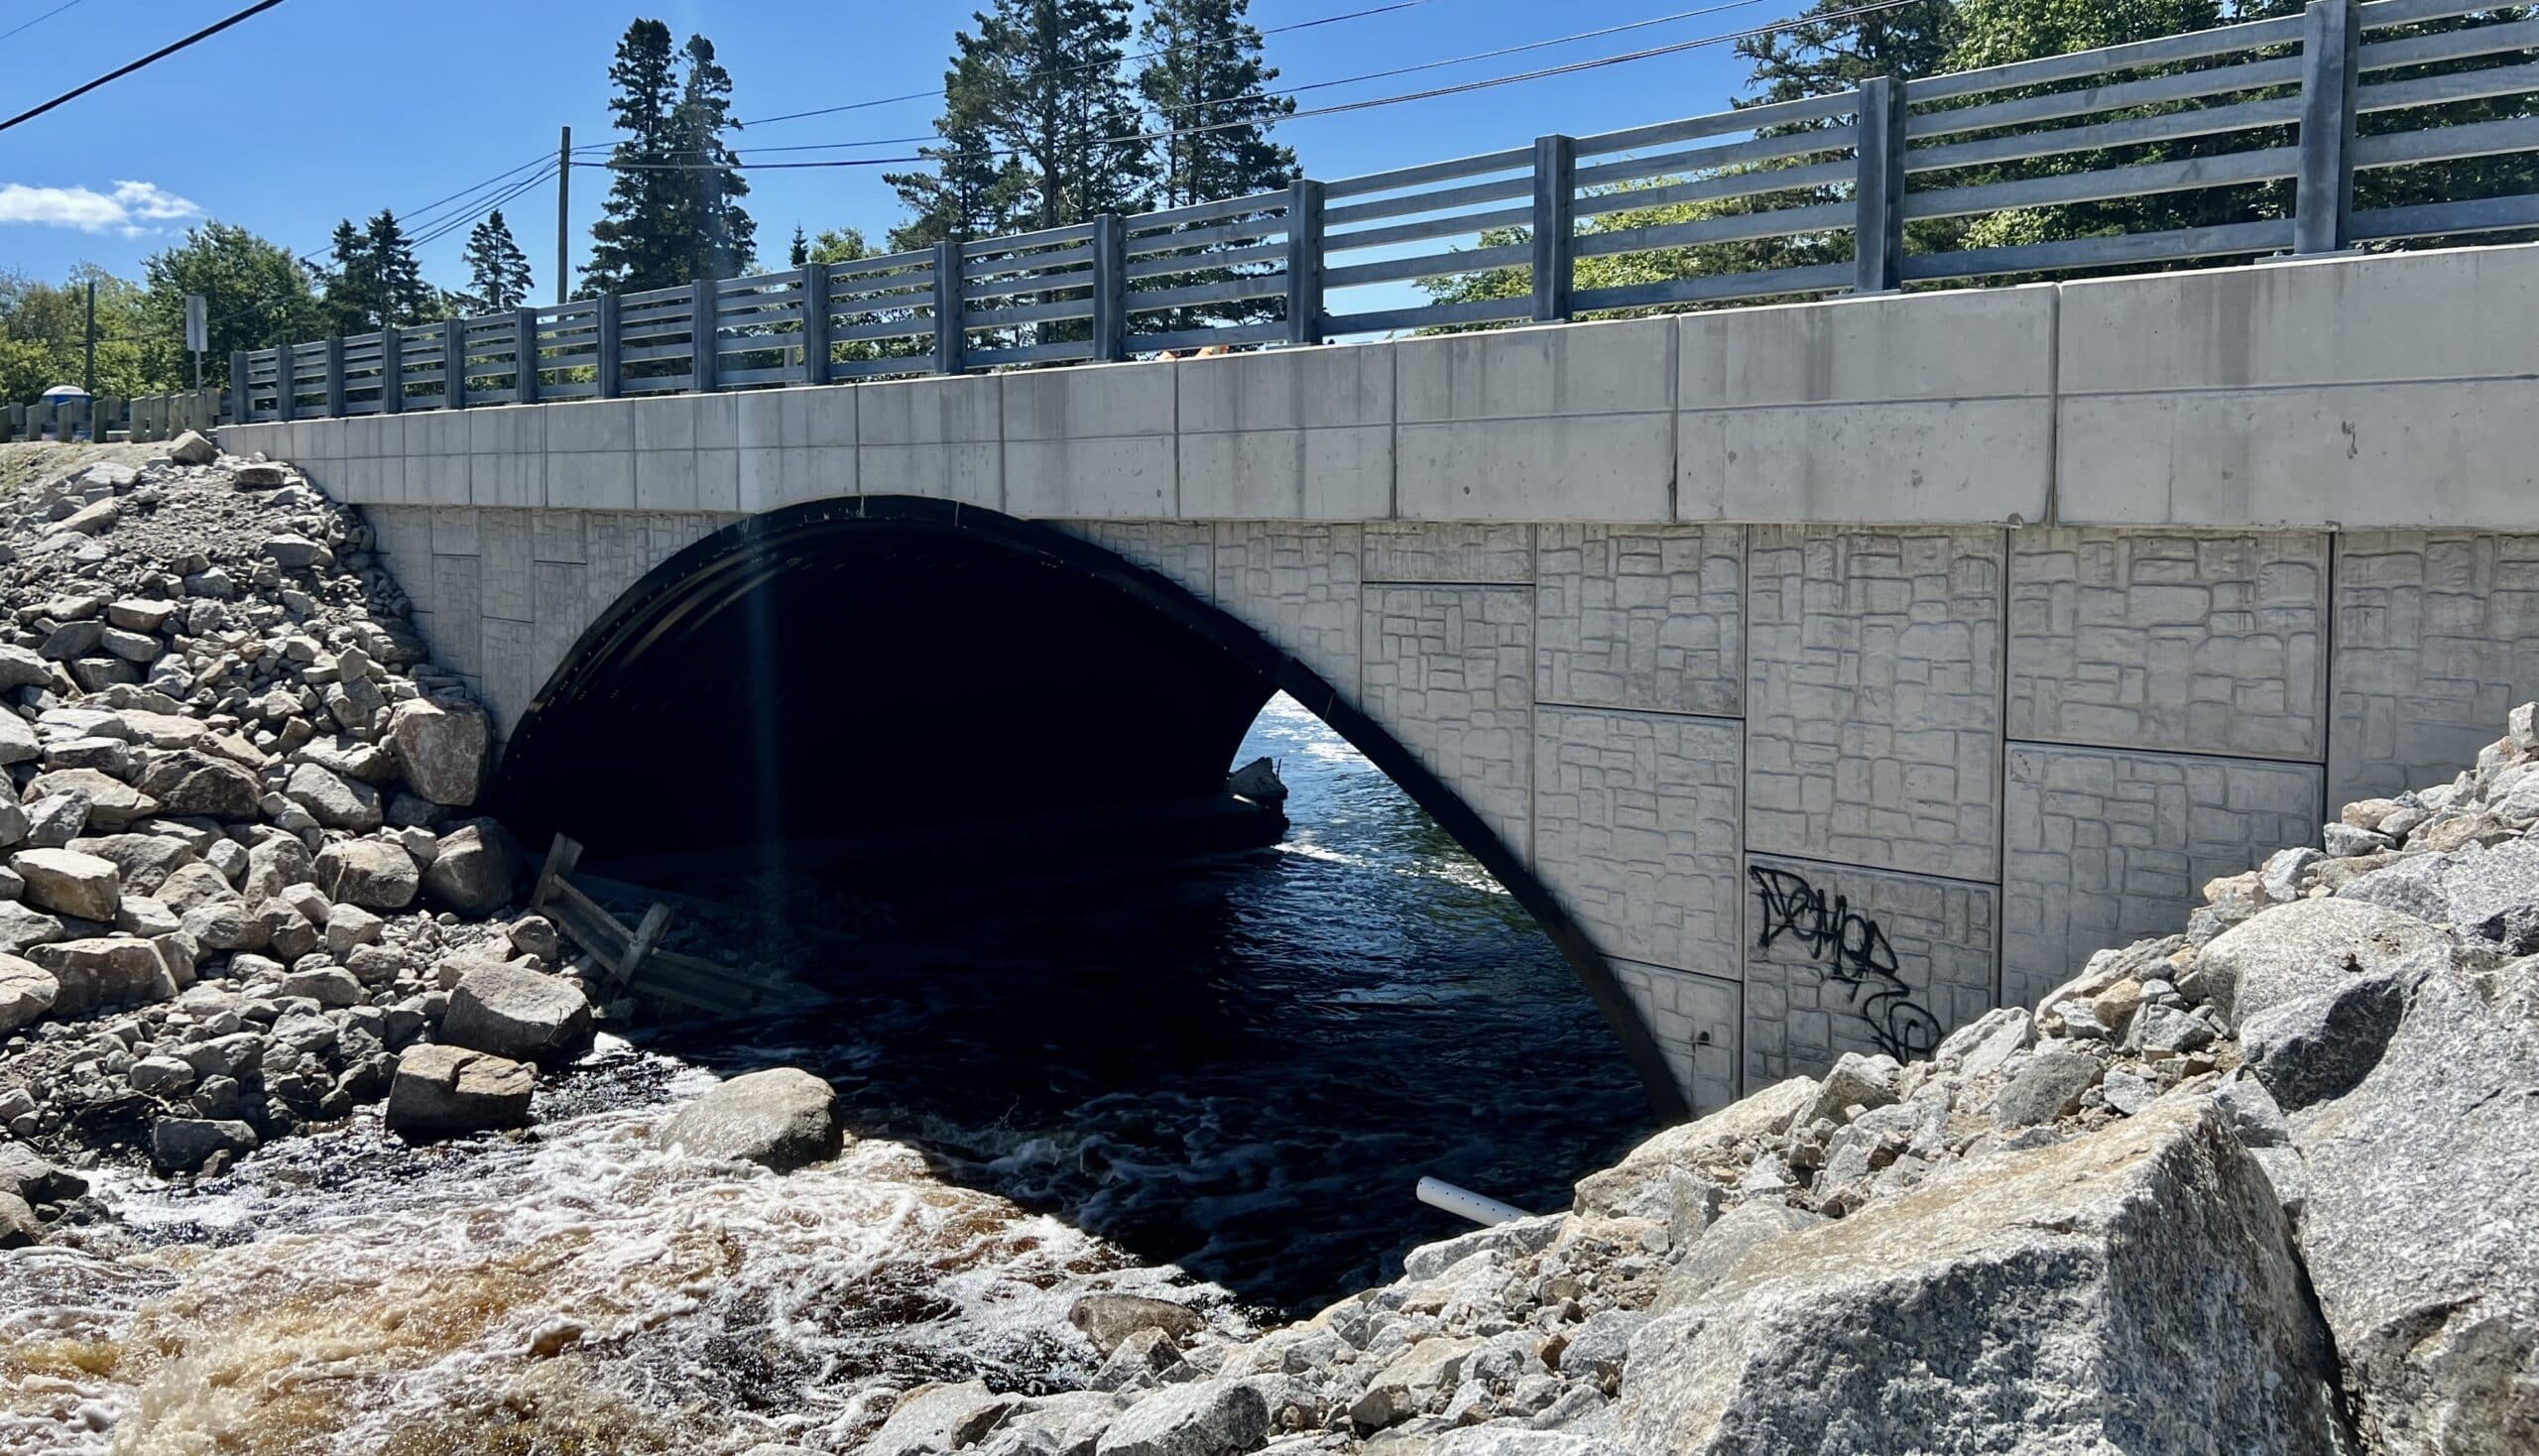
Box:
463 210 535 311
585 19 685 291
667 33 756 280
1736 0 1957 105
365 211 432 326
787 225 808 269
1137 0 1294 209
892 0 1153 242
319 218 375 334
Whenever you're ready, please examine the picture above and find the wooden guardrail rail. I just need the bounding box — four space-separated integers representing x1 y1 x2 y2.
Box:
530 834 792 1017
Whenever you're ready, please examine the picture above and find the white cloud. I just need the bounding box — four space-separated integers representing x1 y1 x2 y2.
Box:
0 178 204 235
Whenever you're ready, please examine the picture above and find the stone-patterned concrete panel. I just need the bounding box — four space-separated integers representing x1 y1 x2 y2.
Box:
478 511 535 626
1363 584 1535 854
1213 525 1363 695
2331 531 2539 806
1747 526 2005 881
2009 528 2328 759
1740 855 1998 1088
1363 524 1535 584
1536 525 1744 717
1612 960 1741 1115
1533 706 1743 979
2002 743 2322 1009
1059 521 1215 602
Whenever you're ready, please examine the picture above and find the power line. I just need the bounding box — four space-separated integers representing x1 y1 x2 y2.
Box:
739 0 1448 128
0 0 287 135
693 0 1768 162
410 163 556 253
582 0 1924 174
0 0 87 45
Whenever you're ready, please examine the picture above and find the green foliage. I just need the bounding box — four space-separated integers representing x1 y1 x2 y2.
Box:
463 210 535 311
1138 0 1295 208
321 210 434 332
0 266 163 404
587 20 758 291
139 222 323 390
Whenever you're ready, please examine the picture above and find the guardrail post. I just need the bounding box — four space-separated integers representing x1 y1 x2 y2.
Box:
2295 0 2361 254
275 345 296 423
1284 178 1325 346
1090 212 1127 362
442 317 466 409
323 336 346 419
799 262 830 385
1530 134 1576 323
690 280 718 392
1854 77 1907 294
229 351 248 425
596 294 622 399
932 239 966 375
514 307 541 405
380 325 403 414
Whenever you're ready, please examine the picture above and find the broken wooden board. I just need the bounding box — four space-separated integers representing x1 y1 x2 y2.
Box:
532 833 791 1016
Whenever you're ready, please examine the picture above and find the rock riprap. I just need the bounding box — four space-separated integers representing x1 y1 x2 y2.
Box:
807 703 2539 1456
0 443 628 1243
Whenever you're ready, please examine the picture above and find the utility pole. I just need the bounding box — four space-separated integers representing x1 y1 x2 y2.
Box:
81 279 95 394
556 124 571 305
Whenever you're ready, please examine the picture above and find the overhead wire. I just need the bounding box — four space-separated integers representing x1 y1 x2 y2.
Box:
0 0 87 45
583 0 1927 174
0 0 286 135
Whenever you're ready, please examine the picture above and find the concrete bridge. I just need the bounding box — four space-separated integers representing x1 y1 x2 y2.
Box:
214 241 2539 1118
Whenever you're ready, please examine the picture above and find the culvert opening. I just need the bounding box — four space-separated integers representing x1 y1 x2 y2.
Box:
492 497 1672 1306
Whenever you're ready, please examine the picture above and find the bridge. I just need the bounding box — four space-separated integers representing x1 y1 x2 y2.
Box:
192 0 2539 1118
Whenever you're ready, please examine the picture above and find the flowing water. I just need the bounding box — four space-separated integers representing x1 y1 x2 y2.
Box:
0 694 1650 1455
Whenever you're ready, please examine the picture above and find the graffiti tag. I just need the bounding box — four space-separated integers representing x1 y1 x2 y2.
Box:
1749 866 1943 1062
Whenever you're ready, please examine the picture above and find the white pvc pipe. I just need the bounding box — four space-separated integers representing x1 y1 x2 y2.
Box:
1416 1175 1529 1227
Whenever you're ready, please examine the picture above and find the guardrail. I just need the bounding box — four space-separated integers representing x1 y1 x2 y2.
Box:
204 0 2537 427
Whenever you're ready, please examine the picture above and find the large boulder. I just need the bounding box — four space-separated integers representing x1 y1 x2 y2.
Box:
285 762 383 831
1573 1075 1816 1222
24 769 154 827
655 1067 842 1171
167 428 217 465
65 833 196 897
385 1043 535 1138
13 847 121 920
2286 956 2539 1455
1094 1378 1268 1456
149 1117 258 1174
420 821 513 913
386 698 489 806
440 962 593 1065
1618 1097 2350 1455
865 1381 1017 1456
29 936 178 1013
1069 1293 1207 1359
313 838 419 910
2194 897 2451 1027
136 752 262 820
241 834 316 902
0 953 59 1032
2341 837 2539 956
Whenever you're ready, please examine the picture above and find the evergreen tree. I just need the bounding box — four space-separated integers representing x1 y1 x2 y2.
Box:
667 33 756 279
1137 0 1295 209
891 0 1152 242
1735 0 1956 106
787 225 808 269
365 210 432 325
463 209 535 310
585 19 686 291
319 218 376 334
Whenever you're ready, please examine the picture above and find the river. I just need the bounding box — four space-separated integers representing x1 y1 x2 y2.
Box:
0 693 1650 1455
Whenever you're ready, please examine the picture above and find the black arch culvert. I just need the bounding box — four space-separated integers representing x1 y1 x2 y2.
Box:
495 496 1690 1121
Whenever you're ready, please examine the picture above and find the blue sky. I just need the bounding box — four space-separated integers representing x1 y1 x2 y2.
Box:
0 0 1775 295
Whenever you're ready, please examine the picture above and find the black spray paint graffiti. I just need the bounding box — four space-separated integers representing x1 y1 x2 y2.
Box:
1749 867 1943 1063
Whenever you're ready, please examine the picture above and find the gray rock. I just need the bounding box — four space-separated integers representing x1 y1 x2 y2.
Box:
149 1116 258 1173
2240 974 2408 1114
312 838 419 910
2345 838 2539 955
0 901 65 954
167 429 217 465
1093 1325 1197 1394
1400 1211 1565 1281
1936 1005 2030 1076
0 1144 83 1205
2195 898 2451 1027
136 752 261 819
442 962 593 1065
285 762 383 831
385 1042 535 1137
25 769 154 827
13 847 121 920
386 698 489 806
1572 1077 1816 1221
2260 846 2324 902
1070 1292 1208 1359
1992 1049 2102 1128
260 535 334 570
33 936 178 1012
419 821 512 913
279 966 362 1009
241 835 316 903
2289 957 2539 1455
1353 1336 1486 1427
1096 1378 1268 1456
1798 1051 1899 1127
0 647 47 690
1653 1199 1829 1313
1618 1098 2350 1456
0 713 38 767
1554 1311 1648 1392
0 1190 38 1248
655 1066 839 1170
128 1053 197 1095
868 1381 1019 1456
1430 1428 1626 1456
0 952 58 1032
